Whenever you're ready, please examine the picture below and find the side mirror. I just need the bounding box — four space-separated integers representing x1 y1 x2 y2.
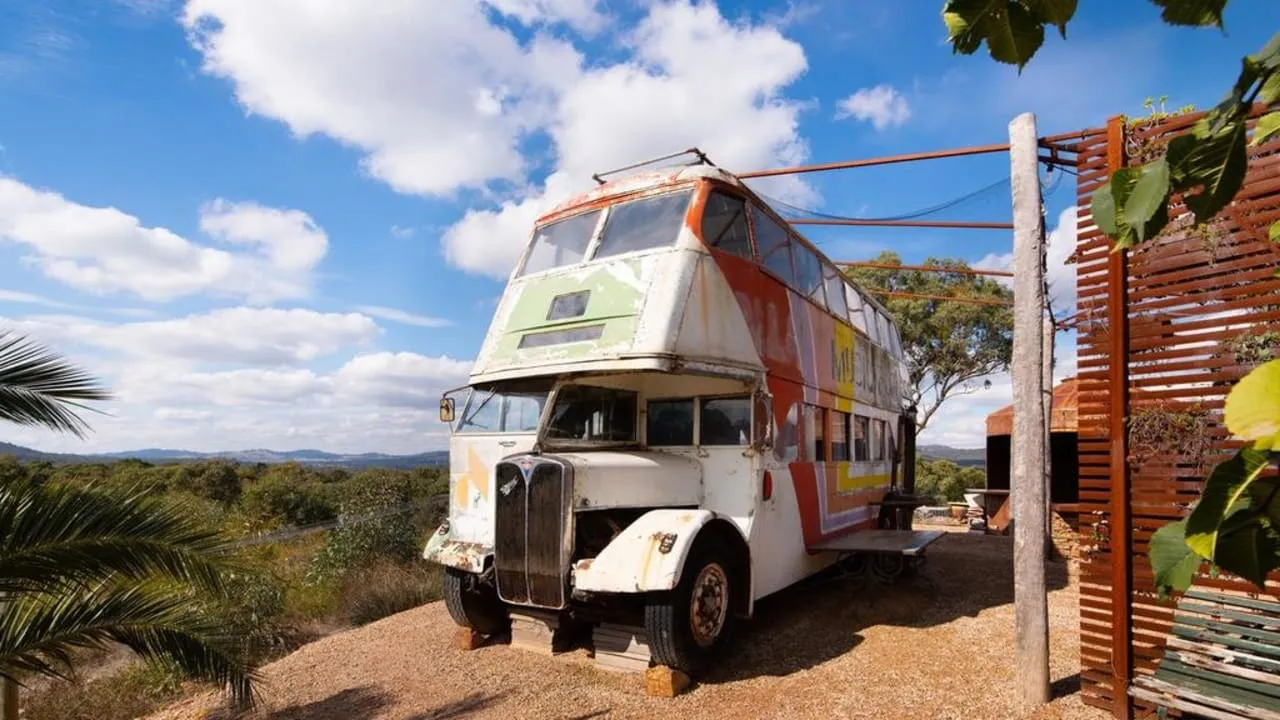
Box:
439 397 455 423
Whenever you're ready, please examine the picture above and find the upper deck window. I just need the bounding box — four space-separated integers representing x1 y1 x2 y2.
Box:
845 285 867 334
593 190 694 260
520 209 602 276
824 265 849 318
700 191 752 259
752 205 794 282
792 241 826 308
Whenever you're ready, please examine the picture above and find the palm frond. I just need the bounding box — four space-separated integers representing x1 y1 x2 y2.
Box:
0 330 111 438
0 480 240 598
0 580 259 708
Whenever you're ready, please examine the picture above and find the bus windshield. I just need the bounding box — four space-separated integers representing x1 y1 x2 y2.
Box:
455 380 552 434
544 384 637 443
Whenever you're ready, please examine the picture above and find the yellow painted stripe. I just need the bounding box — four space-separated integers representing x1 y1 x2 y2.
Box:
836 471 892 493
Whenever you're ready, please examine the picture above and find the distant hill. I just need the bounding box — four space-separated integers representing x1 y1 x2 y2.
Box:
0 441 447 469
918 444 986 467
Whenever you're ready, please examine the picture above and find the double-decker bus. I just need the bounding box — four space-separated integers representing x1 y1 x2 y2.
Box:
425 153 914 676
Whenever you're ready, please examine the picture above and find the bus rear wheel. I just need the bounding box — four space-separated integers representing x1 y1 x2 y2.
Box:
443 566 510 636
644 540 734 676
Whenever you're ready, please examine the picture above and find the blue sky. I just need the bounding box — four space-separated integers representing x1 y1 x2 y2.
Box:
1 0 1277 454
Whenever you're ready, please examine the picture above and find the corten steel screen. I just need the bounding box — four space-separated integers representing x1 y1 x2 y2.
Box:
1072 110 1280 716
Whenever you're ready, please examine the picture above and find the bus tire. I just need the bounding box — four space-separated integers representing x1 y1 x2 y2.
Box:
644 538 735 676
443 566 510 636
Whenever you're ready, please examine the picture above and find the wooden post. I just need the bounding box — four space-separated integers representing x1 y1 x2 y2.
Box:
1010 111 1050 709
1105 115 1134 720
1044 315 1055 558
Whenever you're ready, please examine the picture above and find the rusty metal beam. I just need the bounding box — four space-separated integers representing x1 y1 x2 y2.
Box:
788 218 1013 230
1104 114 1134 720
738 142 1010 179
862 288 1012 307
835 261 1014 278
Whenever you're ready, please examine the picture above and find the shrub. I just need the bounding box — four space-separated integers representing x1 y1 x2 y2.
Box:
241 476 338 529
338 561 442 626
306 471 417 584
176 460 243 507
21 659 185 720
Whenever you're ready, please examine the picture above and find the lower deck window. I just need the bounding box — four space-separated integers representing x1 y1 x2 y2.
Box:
831 411 850 461
701 396 750 446
546 385 637 441
647 399 694 446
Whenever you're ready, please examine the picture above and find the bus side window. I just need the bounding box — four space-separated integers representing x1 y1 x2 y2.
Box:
774 402 800 462
701 396 751 446
647 399 694 446
751 206 795 283
831 411 850 461
853 415 870 461
701 192 752 259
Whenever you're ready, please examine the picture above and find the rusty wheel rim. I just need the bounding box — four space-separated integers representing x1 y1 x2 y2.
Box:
689 562 728 647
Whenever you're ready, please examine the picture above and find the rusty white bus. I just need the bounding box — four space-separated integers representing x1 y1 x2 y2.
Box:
425 154 918 676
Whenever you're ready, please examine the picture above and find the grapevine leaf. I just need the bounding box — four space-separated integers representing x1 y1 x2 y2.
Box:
1271 219 1280 243
1253 112 1280 147
1210 514 1280 588
1091 182 1119 237
941 0 1045 69
1260 71 1280 106
1251 30 1280 71
1150 518 1201 598
1225 359 1280 450
1185 447 1272 559
1146 0 1227 28
1247 476 1280 533
1124 158 1172 243
1178 120 1248 222
1024 0 1077 37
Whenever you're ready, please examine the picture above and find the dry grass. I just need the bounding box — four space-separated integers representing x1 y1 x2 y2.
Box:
147 528 1105 720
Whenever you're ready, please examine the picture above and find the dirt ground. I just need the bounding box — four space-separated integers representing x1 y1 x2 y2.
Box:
148 527 1105 720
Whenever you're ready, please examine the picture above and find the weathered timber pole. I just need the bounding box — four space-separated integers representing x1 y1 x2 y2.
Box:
1044 315 1055 559
2 676 16 720
1010 112 1050 709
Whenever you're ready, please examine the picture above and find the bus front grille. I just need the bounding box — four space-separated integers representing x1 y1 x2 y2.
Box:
493 456 572 609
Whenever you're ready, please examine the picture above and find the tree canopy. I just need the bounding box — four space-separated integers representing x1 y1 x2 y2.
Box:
844 251 1014 432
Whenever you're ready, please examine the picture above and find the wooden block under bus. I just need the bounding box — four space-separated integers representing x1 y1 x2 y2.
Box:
644 666 691 698
453 627 484 651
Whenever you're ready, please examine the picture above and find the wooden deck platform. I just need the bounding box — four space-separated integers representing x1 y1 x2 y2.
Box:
808 529 945 557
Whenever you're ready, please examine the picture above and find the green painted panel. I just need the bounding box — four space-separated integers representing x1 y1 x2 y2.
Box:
1185 589 1280 615
487 258 653 366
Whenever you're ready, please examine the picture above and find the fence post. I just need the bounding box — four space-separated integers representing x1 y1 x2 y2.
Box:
1010 111 1050 709
1104 115 1134 720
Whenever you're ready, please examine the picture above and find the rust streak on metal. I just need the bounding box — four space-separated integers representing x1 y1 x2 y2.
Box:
835 261 1014 278
787 219 1014 230
1104 113 1134 720
738 142 1010 179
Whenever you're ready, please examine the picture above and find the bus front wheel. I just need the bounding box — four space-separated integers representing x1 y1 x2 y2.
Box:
443 566 510 636
644 539 735 676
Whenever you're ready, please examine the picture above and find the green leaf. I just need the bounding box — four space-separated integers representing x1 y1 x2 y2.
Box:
1185 447 1272 559
1147 0 1227 28
1176 120 1248 222
1211 520 1280 587
1150 518 1201 597
1251 30 1280 72
1253 112 1280 147
1092 182 1119 236
1024 0 1077 37
1270 219 1280 243
1225 359 1280 450
1259 70 1280 106
941 0 1045 69
1247 476 1280 531
1124 158 1172 243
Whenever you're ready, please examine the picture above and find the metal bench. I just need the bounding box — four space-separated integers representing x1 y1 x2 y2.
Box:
1130 588 1280 720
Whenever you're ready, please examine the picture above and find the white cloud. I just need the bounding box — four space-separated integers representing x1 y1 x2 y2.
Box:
389 224 415 239
198 198 328 271
354 305 451 328
835 84 910 130
7 307 380 366
0 177 328 303
181 0 816 280
972 205 1078 318
0 289 80 311
483 0 607 33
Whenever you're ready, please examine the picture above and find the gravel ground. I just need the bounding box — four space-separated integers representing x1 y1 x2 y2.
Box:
148 528 1104 720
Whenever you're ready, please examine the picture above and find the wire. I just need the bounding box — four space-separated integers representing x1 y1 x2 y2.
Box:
759 176 1012 223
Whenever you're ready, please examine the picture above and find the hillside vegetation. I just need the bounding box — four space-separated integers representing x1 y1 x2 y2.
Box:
0 454 449 720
